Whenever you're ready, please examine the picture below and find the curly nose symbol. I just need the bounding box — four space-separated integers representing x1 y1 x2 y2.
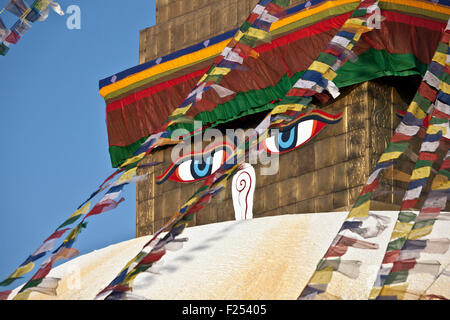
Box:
232 163 255 221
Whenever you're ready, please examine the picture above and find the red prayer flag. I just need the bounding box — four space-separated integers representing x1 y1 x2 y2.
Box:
391 132 412 142
382 250 401 264
247 13 259 24
418 81 437 102
418 152 439 162
138 249 166 265
324 245 348 258
391 259 417 273
400 199 419 211
0 290 11 300
44 228 70 243
362 178 379 194
5 31 20 44
31 262 53 281
84 198 125 219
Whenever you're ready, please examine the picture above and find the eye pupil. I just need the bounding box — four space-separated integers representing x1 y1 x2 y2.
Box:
277 126 297 150
192 158 212 177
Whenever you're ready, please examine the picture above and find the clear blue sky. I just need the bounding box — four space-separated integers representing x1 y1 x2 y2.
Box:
0 0 156 291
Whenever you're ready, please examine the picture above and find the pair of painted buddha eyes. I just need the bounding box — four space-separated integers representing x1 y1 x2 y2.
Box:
157 110 342 183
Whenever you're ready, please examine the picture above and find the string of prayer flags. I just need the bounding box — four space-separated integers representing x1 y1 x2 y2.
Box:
272 0 381 116
118 134 180 169
13 263 59 300
0 0 64 56
12 222 86 300
1 158 161 296
369 27 450 298
298 17 450 300
0 201 86 289
76 168 125 210
10 166 136 296
372 151 450 299
81 167 146 220
0 203 88 288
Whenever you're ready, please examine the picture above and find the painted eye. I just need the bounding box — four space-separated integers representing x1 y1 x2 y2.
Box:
157 143 234 184
176 150 225 182
262 110 342 154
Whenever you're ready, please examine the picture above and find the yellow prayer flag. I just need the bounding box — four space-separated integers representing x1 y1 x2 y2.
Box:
391 221 413 240
343 23 371 33
348 200 370 218
185 196 199 208
170 105 192 117
123 273 140 286
34 0 51 11
69 201 91 219
233 30 244 42
120 153 146 168
272 103 306 115
427 124 447 135
198 74 208 83
433 52 447 66
116 167 137 184
309 266 334 284
432 175 449 190
208 67 231 76
309 61 330 74
378 152 404 163
154 138 182 147
246 27 269 40
434 180 450 191
440 81 450 95
379 283 408 300
369 287 382 300
407 225 434 240
12 291 32 301
383 167 411 183
407 101 427 119
353 31 363 42
345 18 365 27
322 69 337 82
10 262 34 279
410 166 431 181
